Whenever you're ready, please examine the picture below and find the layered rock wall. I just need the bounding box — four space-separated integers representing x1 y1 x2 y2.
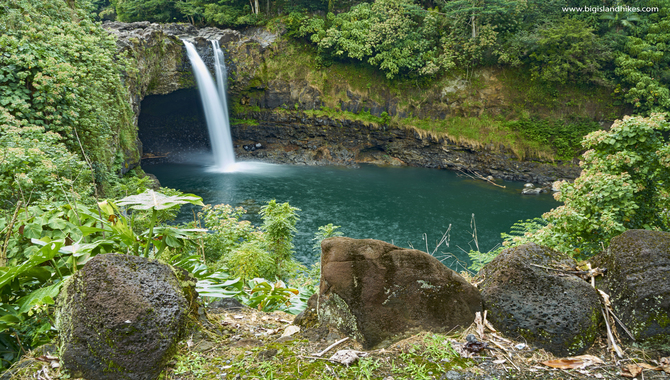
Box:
231 112 581 184
106 21 590 182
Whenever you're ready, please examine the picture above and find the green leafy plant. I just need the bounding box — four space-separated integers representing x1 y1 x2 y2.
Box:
242 278 299 313
224 240 274 283
528 114 670 257
0 240 69 370
392 353 431 380
260 200 301 278
115 189 205 257
614 0 670 113
199 204 259 263
421 334 459 361
0 0 137 194
199 201 304 282
168 254 243 299
528 18 610 84
312 223 343 254
351 358 381 380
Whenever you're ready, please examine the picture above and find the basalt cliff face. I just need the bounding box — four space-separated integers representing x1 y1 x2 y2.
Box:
106 21 606 183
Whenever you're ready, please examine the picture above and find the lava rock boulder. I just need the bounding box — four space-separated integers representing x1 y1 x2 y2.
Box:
317 237 482 349
57 253 197 380
591 229 670 349
477 243 601 356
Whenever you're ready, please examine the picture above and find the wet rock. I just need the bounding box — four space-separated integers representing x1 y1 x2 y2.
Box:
317 237 482 349
57 254 197 380
230 111 581 183
477 243 601 356
143 173 161 189
591 230 670 349
521 186 545 195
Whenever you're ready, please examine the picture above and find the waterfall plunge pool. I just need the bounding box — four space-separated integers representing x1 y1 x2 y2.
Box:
144 160 560 270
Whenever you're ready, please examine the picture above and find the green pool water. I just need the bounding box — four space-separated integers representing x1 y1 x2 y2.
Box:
144 161 560 270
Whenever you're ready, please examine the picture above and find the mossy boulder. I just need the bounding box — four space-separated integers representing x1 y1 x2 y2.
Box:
477 243 601 356
591 229 670 351
317 237 482 349
56 253 197 380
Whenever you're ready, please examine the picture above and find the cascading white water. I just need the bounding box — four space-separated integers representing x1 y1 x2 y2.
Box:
211 41 231 124
183 40 235 171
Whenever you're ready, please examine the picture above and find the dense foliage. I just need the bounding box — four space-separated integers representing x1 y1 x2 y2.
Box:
470 114 670 264
285 0 670 114
0 190 311 370
532 113 670 256
198 200 304 283
107 0 326 27
0 0 137 206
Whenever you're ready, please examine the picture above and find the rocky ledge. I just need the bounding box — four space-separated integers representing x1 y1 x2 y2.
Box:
231 111 581 185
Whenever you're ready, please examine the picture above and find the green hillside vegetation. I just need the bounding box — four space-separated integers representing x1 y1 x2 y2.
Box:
103 0 670 114
233 37 616 159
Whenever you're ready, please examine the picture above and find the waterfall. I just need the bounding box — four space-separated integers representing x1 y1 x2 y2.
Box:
183 40 235 171
211 41 230 123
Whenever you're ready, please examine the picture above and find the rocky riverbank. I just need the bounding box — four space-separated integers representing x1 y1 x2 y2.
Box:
231 111 581 185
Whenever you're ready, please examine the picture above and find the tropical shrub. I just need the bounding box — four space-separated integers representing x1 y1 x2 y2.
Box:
505 117 601 158
259 200 301 277
199 204 260 263
469 114 670 268
0 0 137 199
200 200 303 282
0 190 212 370
300 0 457 78
528 18 610 85
0 114 93 209
0 240 70 370
614 0 670 113
519 114 669 258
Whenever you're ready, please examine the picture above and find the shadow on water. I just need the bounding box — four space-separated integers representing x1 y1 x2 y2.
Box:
144 160 560 271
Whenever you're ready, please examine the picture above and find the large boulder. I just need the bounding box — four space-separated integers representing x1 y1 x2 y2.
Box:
56 253 197 380
591 229 670 349
477 243 601 356
317 237 482 349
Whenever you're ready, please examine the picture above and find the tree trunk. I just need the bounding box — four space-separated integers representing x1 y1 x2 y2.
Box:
471 13 476 39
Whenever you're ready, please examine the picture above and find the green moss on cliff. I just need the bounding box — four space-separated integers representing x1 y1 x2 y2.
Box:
231 37 623 161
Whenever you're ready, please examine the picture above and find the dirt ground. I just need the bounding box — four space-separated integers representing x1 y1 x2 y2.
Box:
5 303 669 380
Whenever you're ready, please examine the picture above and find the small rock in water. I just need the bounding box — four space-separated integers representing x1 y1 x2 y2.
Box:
522 187 544 195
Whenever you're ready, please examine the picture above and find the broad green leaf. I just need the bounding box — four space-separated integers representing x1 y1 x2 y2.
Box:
17 282 62 314
47 217 67 230
22 223 43 239
78 226 107 236
0 241 62 288
117 189 203 211
0 315 22 329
